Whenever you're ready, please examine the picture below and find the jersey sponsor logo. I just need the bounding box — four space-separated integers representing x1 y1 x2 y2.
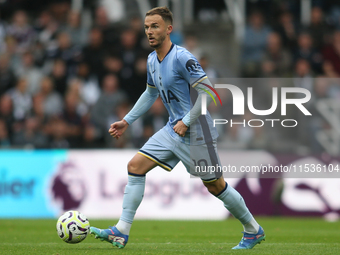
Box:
186 59 201 73
161 89 180 103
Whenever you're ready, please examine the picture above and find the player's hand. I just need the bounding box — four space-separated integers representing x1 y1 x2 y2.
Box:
173 120 188 137
108 119 129 139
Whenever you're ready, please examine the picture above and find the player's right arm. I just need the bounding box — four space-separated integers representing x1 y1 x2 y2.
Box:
109 85 159 139
109 55 158 139
109 119 129 139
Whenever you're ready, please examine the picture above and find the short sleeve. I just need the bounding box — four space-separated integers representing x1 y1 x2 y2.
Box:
146 58 156 88
177 51 207 87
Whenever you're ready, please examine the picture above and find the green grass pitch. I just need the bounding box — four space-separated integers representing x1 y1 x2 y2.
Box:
0 217 339 255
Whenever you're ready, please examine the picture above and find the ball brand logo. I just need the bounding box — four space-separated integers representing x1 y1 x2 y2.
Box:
51 162 86 211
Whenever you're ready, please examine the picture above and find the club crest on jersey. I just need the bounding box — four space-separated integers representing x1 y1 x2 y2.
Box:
186 59 200 73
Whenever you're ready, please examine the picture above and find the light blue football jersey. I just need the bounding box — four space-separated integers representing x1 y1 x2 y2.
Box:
146 44 218 145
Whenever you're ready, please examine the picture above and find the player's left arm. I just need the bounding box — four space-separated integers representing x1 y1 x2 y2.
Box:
173 79 215 136
181 78 215 124
174 52 216 136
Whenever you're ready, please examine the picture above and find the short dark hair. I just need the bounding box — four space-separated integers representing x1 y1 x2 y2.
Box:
146 6 173 25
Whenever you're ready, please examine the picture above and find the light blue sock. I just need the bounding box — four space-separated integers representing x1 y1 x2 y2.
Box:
217 183 258 233
118 174 145 231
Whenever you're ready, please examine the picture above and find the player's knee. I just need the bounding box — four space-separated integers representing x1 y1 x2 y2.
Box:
203 178 226 196
203 182 219 195
127 159 139 174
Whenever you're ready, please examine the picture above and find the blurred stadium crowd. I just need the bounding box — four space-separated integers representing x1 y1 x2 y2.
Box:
217 1 340 154
0 0 339 153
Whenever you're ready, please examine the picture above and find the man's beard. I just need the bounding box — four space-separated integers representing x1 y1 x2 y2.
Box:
150 34 166 49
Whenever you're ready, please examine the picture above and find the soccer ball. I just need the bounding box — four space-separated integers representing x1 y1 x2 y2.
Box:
56 210 90 243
